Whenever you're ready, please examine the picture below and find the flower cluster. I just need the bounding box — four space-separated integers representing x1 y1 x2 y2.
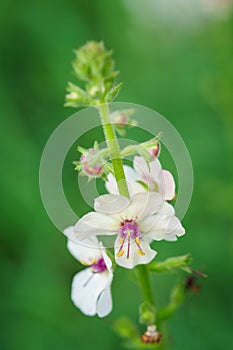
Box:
64 154 185 317
62 42 188 335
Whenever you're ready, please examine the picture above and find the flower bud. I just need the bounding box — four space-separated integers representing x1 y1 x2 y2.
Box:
147 142 160 158
80 148 104 178
113 112 129 127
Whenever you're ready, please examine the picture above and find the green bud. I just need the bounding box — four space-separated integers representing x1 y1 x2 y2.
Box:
106 82 123 102
148 254 193 273
65 82 90 107
139 302 156 325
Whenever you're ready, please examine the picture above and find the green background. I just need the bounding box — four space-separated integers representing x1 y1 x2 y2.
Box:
1 1 233 349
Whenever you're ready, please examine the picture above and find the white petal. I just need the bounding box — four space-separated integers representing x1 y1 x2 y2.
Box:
159 170 176 201
105 166 142 195
121 192 163 220
133 156 149 177
146 213 185 241
66 232 101 264
75 212 118 240
96 275 113 318
148 158 162 183
94 194 129 215
105 173 118 195
114 237 156 269
124 165 139 182
71 268 110 316
160 202 175 217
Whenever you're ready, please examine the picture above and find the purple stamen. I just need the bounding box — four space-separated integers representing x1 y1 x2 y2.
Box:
90 257 107 273
127 236 130 259
116 219 145 258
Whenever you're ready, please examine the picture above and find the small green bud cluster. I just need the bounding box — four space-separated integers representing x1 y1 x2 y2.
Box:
65 41 122 107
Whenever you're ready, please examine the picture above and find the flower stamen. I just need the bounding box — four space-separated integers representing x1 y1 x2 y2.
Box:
116 237 125 257
135 237 145 256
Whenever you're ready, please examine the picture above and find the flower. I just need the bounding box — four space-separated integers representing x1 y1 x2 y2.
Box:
72 192 185 269
64 226 113 317
106 156 175 201
80 148 104 177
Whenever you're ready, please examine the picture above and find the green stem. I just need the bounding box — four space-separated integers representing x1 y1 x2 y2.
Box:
97 103 129 198
137 265 154 305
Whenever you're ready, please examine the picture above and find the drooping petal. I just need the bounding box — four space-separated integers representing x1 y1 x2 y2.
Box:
71 268 110 316
159 170 176 201
65 227 101 264
121 192 163 220
96 275 113 317
75 212 118 240
100 242 113 273
94 194 129 215
114 236 157 269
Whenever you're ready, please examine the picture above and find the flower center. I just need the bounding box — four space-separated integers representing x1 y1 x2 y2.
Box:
116 219 145 259
90 257 107 273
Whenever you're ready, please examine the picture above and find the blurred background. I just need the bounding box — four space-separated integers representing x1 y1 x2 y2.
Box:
1 0 233 349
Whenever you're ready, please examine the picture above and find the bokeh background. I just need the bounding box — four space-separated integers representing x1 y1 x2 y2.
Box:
1 0 233 349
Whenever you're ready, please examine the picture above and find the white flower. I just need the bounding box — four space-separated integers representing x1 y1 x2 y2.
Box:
71 192 185 269
106 156 175 201
64 226 113 318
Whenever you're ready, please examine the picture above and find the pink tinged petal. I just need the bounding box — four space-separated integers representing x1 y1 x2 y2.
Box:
114 237 157 269
66 232 101 264
94 194 129 215
74 212 118 240
122 192 163 220
71 269 110 317
96 275 113 318
159 170 176 201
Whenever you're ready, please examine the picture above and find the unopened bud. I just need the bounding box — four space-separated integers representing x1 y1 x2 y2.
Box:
66 92 79 100
80 148 103 177
147 142 160 158
113 112 128 127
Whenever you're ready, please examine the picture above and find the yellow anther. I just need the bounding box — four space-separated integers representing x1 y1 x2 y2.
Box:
135 237 140 244
127 231 131 237
80 260 89 266
89 259 97 265
137 249 145 256
116 249 125 257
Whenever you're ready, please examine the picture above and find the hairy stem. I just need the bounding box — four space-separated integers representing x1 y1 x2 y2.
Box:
137 265 154 305
97 103 129 198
